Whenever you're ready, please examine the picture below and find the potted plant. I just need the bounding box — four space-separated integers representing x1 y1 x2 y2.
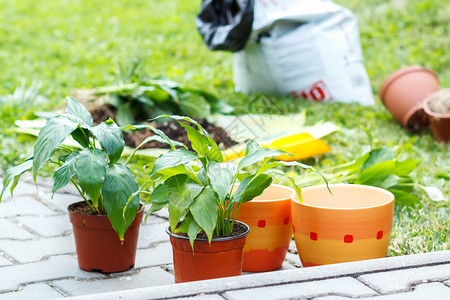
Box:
139 115 326 283
0 97 144 273
423 89 450 143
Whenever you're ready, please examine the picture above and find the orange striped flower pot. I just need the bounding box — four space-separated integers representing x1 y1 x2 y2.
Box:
291 184 394 267
235 184 294 272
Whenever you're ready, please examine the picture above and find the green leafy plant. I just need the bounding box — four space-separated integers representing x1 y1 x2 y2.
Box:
132 115 327 247
0 97 141 240
88 77 234 126
295 145 444 206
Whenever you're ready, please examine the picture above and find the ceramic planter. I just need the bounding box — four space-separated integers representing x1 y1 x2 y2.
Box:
68 201 144 273
234 184 293 272
291 184 394 267
166 220 250 283
380 66 439 131
423 89 450 143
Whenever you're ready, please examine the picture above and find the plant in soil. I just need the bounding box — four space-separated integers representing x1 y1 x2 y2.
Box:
136 115 328 247
0 97 142 240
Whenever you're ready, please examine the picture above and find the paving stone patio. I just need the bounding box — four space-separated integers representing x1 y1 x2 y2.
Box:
1 177 450 299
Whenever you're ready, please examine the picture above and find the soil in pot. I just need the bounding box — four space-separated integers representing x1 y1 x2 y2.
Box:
89 104 237 150
68 201 143 273
167 221 250 283
424 89 450 142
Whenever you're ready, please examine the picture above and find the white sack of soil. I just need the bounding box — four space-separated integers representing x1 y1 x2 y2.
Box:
233 0 374 105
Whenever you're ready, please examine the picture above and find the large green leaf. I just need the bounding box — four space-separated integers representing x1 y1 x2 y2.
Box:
189 186 218 242
71 127 91 148
236 146 286 172
178 122 223 162
361 146 397 171
101 163 140 240
356 160 396 185
65 96 94 126
146 182 173 204
151 148 198 175
52 151 79 195
179 92 211 119
75 148 107 206
92 120 124 163
166 174 203 231
32 114 81 182
174 212 202 249
232 174 273 203
391 159 421 177
207 161 234 203
389 189 418 207
0 156 33 201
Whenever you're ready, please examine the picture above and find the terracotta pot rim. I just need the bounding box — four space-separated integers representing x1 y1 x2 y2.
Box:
402 104 427 127
67 201 144 217
423 90 450 118
166 220 250 242
291 184 394 211
379 66 438 104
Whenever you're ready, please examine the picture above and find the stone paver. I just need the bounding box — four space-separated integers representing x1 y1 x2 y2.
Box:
0 219 35 239
0 255 105 291
137 222 170 248
15 215 72 237
2 178 450 299
0 195 57 217
223 277 377 300
0 283 62 300
0 235 74 263
53 267 174 296
134 242 173 268
0 255 13 267
358 263 450 293
38 192 82 214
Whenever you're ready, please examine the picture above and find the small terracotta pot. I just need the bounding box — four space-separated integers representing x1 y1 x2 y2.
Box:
291 184 394 267
167 220 249 283
234 184 293 272
380 66 439 131
423 89 450 143
68 201 144 273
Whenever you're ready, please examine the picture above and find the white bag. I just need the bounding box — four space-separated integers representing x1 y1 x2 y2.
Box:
233 0 374 105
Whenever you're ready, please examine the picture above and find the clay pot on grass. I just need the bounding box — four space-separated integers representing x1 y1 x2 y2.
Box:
380 66 439 131
166 221 250 283
68 201 144 273
423 89 450 142
234 184 293 272
291 184 394 267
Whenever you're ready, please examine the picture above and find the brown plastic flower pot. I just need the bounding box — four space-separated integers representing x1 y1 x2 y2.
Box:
68 201 144 273
380 66 439 131
167 221 250 283
423 89 450 143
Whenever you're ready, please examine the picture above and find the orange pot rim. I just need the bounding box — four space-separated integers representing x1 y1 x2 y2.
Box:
379 66 438 104
423 90 450 118
291 184 394 211
166 220 250 242
242 184 294 203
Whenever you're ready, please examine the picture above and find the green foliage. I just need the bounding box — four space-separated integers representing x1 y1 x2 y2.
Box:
295 145 426 207
91 78 234 126
0 97 140 241
141 116 325 249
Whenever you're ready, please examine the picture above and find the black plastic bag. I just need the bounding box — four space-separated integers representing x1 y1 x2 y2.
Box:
195 0 254 52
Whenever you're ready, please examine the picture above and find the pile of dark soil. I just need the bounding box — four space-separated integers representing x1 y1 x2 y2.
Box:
89 104 237 150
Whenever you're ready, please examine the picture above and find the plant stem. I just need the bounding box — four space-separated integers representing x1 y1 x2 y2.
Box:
71 179 96 213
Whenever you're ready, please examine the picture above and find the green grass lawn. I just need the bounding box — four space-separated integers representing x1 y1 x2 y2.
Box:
0 0 448 255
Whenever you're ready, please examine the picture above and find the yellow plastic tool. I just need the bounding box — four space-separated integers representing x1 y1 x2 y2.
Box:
222 132 331 162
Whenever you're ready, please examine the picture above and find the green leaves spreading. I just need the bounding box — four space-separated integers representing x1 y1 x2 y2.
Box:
102 163 140 240
75 148 107 207
1 97 144 241
143 117 326 249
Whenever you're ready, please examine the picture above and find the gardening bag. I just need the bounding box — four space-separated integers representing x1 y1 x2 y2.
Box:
233 0 375 105
196 0 254 52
